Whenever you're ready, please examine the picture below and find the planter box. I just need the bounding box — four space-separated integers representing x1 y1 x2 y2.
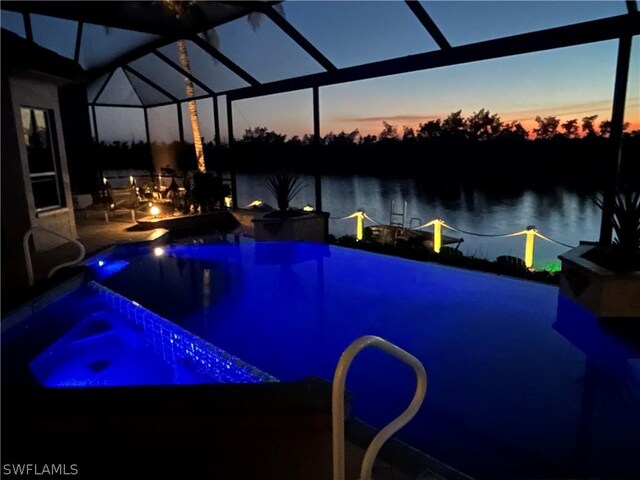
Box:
559 244 640 319
229 208 269 238
253 212 329 243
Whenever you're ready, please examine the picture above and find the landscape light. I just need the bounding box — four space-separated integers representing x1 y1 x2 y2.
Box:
153 247 165 257
224 195 232 208
150 205 160 217
303 205 314 212
416 218 444 253
246 199 263 208
524 226 537 269
433 219 444 253
102 177 108 185
345 210 366 241
98 260 104 267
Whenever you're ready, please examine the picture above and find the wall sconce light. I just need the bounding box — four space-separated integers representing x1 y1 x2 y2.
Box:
224 195 232 208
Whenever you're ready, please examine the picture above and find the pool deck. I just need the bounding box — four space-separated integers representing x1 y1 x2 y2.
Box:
1 213 167 314
32 214 166 283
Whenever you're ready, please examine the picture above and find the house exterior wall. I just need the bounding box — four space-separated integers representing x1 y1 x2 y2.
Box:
9 73 77 253
1 72 31 289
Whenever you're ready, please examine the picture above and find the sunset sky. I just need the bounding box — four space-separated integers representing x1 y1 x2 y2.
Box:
166 1 639 143
232 37 640 139
5 1 635 142
229 1 639 140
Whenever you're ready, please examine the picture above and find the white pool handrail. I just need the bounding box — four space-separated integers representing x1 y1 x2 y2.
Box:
332 335 427 480
23 226 86 286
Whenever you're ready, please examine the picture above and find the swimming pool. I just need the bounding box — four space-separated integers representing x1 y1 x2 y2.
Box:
4 240 640 478
2 276 275 388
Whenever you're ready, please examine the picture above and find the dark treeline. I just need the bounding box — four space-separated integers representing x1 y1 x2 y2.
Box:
92 109 640 193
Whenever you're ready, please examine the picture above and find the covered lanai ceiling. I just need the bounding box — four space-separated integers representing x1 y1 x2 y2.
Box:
1 1 639 108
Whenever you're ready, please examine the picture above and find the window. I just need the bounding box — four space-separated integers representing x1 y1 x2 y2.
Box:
20 107 64 211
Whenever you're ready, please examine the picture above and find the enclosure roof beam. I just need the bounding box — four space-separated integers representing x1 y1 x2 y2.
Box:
228 12 640 101
404 0 451 50
122 65 177 102
91 103 146 109
87 36 185 82
153 50 217 96
91 69 115 103
245 1 337 71
190 34 260 87
73 21 83 63
92 92 214 109
1 1 257 36
126 67 145 106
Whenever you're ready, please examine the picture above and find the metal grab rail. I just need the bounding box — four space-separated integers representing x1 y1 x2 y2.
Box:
23 227 86 286
332 335 427 480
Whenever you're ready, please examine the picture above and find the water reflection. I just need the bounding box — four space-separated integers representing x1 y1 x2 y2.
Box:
553 297 640 476
253 242 330 327
237 174 602 268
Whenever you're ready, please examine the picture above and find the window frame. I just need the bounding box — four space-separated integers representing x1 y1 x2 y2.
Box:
20 106 65 213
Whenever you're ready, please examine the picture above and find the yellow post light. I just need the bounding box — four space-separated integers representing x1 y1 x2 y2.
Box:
433 219 444 253
356 211 364 241
524 226 536 269
416 218 445 253
345 210 366 241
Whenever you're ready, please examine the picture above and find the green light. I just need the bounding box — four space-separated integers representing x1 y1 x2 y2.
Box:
543 262 561 273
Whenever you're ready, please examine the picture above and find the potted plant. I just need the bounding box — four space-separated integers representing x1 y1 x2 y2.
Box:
253 171 329 242
559 186 640 319
264 171 307 218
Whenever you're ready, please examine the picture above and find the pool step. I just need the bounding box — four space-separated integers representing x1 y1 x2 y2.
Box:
88 280 277 384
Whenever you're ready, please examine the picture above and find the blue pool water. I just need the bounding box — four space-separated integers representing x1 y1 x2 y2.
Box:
4 241 639 478
2 280 275 388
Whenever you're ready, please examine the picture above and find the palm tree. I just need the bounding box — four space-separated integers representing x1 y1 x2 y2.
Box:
177 38 206 172
162 1 207 172
162 1 285 174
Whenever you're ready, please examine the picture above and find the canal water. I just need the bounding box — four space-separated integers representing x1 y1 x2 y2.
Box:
105 170 601 270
